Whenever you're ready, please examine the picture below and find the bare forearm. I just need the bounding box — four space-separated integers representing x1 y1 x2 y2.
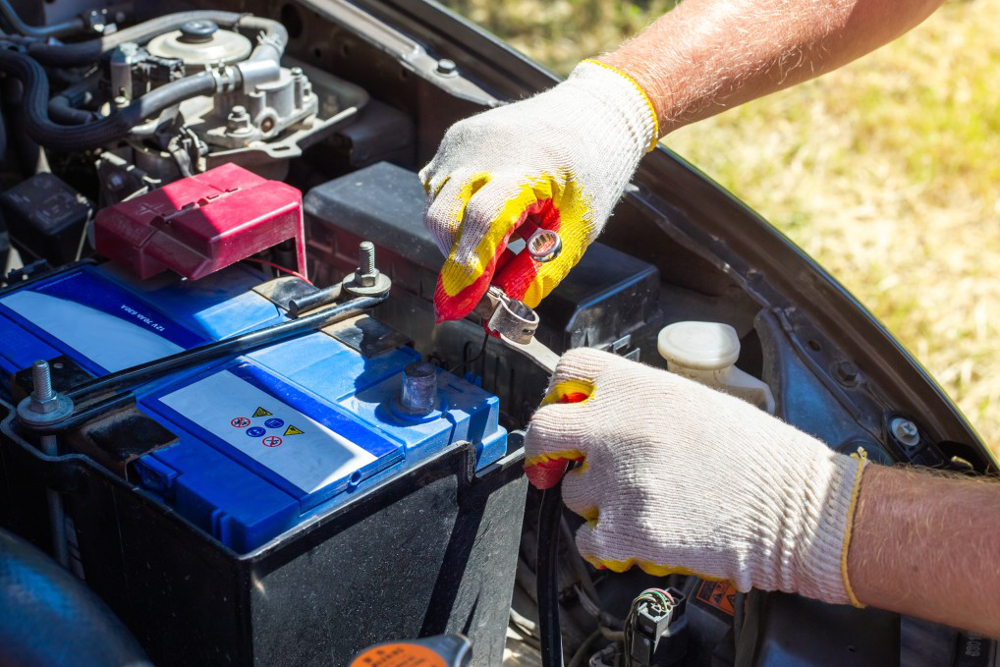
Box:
599 0 943 135
848 464 1000 637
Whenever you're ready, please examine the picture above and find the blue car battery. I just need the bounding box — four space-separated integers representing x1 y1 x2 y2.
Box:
0 262 507 553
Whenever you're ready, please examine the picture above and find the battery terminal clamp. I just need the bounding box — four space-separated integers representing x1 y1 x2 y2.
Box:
474 286 559 374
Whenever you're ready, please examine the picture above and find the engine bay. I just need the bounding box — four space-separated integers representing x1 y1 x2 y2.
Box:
0 2 995 666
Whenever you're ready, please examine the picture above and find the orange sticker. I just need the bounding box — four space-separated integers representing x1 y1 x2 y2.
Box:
350 643 447 667
695 580 738 616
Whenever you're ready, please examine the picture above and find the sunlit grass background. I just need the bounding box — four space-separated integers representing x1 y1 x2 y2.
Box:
441 0 1000 453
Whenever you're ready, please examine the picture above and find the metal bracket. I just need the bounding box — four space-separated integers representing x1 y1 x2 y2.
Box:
477 286 559 374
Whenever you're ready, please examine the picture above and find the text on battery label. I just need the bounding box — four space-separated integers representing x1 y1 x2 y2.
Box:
159 370 377 494
119 304 166 332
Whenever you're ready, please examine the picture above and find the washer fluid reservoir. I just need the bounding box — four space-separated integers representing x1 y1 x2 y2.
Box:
657 321 775 413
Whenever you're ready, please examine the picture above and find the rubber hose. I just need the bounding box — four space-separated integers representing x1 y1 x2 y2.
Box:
0 0 85 39
240 15 289 62
48 71 102 126
0 527 152 667
0 48 218 151
537 484 567 667
27 11 287 68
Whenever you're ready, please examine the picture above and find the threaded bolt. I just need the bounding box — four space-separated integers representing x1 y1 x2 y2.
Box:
226 105 253 134
356 241 378 287
30 360 57 414
359 242 376 275
32 360 53 401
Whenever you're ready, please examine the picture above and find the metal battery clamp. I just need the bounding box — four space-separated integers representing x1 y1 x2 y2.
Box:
474 286 560 374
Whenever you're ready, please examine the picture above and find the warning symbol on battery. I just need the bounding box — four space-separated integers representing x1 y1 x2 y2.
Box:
262 435 283 448
694 580 737 617
284 425 304 436
230 416 251 428
253 406 272 418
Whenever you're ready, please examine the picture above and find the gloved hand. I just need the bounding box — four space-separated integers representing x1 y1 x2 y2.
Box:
420 60 659 322
524 348 869 606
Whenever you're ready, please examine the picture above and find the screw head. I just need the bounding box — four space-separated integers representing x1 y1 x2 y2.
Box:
890 417 921 448
226 105 253 134
436 59 457 76
835 360 858 384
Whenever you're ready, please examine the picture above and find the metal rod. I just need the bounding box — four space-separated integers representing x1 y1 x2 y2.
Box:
67 294 387 403
287 283 343 318
41 434 69 567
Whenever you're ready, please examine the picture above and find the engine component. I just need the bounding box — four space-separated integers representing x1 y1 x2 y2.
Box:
0 172 92 265
200 66 319 149
147 20 253 66
109 43 186 104
0 12 287 153
626 588 689 666
0 254 518 664
0 0 110 39
94 162 305 280
657 321 775 413
0 46 227 152
25 11 283 69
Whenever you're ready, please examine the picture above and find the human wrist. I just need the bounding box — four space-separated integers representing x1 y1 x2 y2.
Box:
567 60 660 153
595 50 677 137
780 448 869 606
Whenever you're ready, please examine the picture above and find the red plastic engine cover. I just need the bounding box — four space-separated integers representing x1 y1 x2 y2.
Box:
95 163 306 281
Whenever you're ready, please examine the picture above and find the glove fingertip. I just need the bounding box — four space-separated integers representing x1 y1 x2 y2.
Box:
524 460 569 489
433 273 488 322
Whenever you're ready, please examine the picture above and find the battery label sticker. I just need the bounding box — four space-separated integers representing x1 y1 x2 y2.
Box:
1 290 186 372
0 269 204 372
253 407 272 417
694 580 737 617
159 370 378 495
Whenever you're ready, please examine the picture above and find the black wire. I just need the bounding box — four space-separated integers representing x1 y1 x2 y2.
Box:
733 591 747 647
449 330 489 375
537 481 568 667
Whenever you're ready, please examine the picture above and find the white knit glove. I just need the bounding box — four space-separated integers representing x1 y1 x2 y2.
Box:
524 349 869 606
420 60 658 321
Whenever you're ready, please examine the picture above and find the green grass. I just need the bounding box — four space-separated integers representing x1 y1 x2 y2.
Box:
440 0 1000 452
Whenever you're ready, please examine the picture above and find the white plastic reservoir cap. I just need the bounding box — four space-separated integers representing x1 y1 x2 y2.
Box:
657 321 741 371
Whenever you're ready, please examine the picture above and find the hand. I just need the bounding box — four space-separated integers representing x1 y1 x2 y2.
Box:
524 348 868 606
420 61 658 322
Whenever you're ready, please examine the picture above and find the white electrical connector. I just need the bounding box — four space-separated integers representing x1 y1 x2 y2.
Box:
657 321 775 413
